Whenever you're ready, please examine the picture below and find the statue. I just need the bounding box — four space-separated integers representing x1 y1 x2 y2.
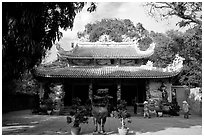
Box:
159 83 168 103
91 88 112 134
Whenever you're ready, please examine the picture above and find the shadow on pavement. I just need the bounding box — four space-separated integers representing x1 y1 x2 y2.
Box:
2 110 202 135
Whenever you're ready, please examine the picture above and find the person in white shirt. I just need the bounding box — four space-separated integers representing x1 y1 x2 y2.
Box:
182 101 190 119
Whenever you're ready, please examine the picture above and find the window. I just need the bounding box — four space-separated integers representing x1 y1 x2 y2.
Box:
110 59 115 65
96 59 111 65
71 59 93 66
120 59 135 66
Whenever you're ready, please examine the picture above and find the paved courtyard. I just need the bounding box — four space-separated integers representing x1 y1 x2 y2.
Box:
2 110 202 135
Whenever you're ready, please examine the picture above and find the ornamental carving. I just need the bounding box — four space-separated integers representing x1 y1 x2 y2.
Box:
164 54 185 72
117 84 121 101
140 60 155 70
49 83 65 113
145 80 151 100
98 34 113 42
78 35 90 42
89 83 93 101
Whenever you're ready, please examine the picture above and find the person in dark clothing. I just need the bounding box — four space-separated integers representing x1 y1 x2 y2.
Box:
132 96 138 114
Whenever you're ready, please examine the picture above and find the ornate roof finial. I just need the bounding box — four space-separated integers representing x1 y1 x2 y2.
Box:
140 60 155 70
98 34 113 42
79 35 89 42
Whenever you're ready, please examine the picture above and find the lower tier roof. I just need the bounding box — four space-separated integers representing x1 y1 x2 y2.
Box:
34 65 180 79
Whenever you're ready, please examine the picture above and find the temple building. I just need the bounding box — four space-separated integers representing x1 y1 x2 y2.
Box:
34 35 184 110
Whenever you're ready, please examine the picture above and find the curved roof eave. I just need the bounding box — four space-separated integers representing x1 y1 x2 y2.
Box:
34 66 181 79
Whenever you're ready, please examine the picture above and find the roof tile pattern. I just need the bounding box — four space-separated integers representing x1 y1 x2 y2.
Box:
35 66 179 78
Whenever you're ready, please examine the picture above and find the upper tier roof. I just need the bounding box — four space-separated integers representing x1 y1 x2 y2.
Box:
57 42 155 59
35 53 184 79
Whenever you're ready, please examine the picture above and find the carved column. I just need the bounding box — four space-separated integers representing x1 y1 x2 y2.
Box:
168 80 172 102
145 80 151 100
89 81 93 101
117 81 121 101
39 82 44 101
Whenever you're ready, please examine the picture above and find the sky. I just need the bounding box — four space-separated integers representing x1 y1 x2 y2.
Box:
45 2 183 63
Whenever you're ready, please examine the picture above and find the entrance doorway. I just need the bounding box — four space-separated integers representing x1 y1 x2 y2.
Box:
121 79 146 106
121 84 138 105
63 83 89 106
72 84 89 105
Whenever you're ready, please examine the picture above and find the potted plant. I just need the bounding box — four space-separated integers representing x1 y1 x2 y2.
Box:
66 98 89 135
112 100 131 135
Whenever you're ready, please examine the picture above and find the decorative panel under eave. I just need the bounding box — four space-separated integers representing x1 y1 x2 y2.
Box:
71 59 94 66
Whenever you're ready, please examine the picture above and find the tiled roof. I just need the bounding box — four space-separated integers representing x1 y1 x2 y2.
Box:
58 43 154 59
35 65 180 79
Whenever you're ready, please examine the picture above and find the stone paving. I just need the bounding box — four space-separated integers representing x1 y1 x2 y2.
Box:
2 110 202 135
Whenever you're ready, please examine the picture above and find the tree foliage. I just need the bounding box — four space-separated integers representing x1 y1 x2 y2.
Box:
15 71 39 95
145 2 202 27
145 2 202 87
77 18 138 42
178 27 202 87
150 27 202 87
2 2 96 82
77 18 153 51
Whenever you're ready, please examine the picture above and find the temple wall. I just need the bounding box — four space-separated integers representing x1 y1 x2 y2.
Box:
148 79 172 102
171 86 189 109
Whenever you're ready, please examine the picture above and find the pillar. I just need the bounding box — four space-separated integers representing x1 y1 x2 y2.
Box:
169 83 172 102
93 59 97 66
39 82 44 101
35 82 44 111
117 81 121 101
145 80 150 100
89 81 93 101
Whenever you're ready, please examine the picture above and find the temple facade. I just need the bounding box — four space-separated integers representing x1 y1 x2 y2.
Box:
34 35 184 110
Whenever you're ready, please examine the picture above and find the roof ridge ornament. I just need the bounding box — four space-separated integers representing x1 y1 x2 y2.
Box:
79 35 89 42
140 60 155 70
98 34 113 42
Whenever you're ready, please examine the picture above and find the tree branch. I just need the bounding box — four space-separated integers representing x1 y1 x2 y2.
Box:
148 2 202 26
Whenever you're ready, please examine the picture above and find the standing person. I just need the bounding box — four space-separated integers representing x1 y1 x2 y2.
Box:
132 96 137 114
182 101 190 119
143 101 150 118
